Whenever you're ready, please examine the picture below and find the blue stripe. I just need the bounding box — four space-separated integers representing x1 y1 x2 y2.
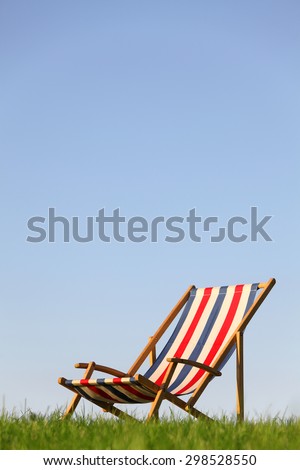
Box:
244 283 259 316
144 287 197 379
168 286 228 393
65 380 75 386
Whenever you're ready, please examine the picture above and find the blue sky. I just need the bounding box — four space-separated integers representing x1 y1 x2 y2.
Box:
1 1 299 418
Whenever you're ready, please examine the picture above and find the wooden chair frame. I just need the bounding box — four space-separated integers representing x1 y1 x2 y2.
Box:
58 278 275 421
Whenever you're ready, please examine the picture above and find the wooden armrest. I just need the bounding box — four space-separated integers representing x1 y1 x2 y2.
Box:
75 362 127 378
166 358 222 377
148 336 157 366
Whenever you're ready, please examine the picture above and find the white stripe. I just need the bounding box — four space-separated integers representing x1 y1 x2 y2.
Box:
215 283 252 357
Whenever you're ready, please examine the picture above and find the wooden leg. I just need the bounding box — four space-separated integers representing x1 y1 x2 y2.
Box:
147 389 164 420
164 391 212 420
60 361 96 418
147 361 177 421
95 402 138 421
236 331 244 421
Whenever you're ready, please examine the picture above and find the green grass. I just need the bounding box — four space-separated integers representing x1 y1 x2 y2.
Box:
0 412 299 450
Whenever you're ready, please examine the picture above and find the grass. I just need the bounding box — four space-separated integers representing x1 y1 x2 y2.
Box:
1 411 300 450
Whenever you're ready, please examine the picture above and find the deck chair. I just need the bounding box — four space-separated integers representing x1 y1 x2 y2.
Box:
58 278 275 421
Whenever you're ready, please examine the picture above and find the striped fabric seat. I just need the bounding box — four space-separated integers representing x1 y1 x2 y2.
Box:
65 377 156 405
146 283 258 395
64 283 258 405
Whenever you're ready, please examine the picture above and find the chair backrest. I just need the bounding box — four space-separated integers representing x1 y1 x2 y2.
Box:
144 283 259 395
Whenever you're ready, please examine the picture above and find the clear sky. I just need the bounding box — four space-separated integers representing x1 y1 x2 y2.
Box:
1 1 299 419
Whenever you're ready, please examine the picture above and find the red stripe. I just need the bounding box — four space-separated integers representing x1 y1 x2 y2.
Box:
112 378 123 384
155 288 213 386
175 285 244 395
80 379 91 385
